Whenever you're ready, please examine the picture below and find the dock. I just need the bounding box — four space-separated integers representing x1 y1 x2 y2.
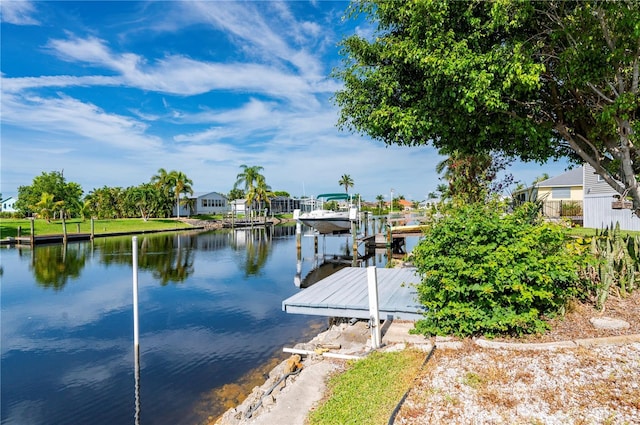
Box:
282 267 424 321
14 233 92 246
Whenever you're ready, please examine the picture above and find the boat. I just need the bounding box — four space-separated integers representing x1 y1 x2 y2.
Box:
294 193 356 234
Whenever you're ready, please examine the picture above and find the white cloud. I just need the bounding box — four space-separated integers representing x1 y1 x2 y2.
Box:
0 0 40 25
1 92 162 151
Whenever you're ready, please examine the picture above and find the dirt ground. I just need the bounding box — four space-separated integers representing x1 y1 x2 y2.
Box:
394 291 640 425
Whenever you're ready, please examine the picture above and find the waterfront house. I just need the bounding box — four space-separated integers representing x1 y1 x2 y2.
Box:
1 196 17 213
174 192 229 217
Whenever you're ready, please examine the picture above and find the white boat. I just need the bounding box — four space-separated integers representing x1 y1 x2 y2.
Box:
295 193 356 234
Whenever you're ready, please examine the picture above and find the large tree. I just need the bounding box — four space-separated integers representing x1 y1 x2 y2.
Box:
150 168 193 218
16 171 83 217
334 1 640 212
436 151 513 203
234 165 266 220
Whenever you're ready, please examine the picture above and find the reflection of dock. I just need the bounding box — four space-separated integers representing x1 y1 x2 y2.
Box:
14 234 92 246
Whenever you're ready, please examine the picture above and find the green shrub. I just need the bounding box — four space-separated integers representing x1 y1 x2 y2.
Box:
412 201 585 338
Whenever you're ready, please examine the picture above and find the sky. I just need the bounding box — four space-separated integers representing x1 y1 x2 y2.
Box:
0 0 571 203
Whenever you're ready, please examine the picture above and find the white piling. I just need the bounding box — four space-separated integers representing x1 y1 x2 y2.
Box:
132 236 140 349
132 236 141 424
367 266 382 349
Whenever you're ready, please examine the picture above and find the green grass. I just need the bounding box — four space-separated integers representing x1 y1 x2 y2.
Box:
567 226 640 237
307 349 426 425
0 218 194 239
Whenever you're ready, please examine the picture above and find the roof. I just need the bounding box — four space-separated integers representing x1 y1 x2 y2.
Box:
536 167 583 188
189 191 227 199
282 267 424 321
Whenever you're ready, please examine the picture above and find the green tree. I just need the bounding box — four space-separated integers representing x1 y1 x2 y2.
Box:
125 184 163 221
227 188 246 201
375 194 385 213
435 151 512 203
334 1 640 213
338 174 354 193
171 171 194 219
151 168 176 217
31 192 64 222
150 168 193 218
235 165 266 221
247 175 274 222
16 171 83 217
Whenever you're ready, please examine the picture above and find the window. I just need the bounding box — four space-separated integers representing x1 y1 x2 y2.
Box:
202 198 225 208
551 187 571 199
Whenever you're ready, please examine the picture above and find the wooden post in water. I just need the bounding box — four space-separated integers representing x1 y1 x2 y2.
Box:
17 226 22 237
314 234 318 256
90 218 95 240
351 220 358 267
62 213 67 244
30 218 35 246
76 223 81 233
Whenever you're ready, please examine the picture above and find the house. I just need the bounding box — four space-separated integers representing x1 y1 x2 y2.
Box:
535 167 584 219
1 196 17 213
513 167 584 220
397 199 413 211
583 164 640 231
269 196 301 214
174 192 229 216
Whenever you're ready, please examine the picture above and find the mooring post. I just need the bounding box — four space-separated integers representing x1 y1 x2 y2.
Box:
132 236 139 349
30 218 35 246
90 218 95 240
62 214 67 244
132 236 141 424
367 266 382 349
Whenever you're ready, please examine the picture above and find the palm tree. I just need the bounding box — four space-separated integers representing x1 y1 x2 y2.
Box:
151 168 176 217
235 165 265 222
171 171 194 219
375 194 385 214
32 192 64 223
247 175 274 223
151 168 193 218
338 174 354 193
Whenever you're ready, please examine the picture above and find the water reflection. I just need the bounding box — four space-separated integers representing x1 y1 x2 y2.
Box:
1 225 419 425
30 243 89 290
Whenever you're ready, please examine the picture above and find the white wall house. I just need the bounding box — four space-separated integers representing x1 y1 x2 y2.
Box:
583 164 640 231
1 197 17 213
174 192 229 216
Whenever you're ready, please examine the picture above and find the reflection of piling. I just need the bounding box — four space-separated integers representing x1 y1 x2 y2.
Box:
314 234 318 256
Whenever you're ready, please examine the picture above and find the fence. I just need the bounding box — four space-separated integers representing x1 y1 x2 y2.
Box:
541 200 583 219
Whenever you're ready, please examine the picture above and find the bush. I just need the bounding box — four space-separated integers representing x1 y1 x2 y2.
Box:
412 201 585 337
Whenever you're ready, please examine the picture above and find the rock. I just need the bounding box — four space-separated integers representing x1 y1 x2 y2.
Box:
589 316 631 330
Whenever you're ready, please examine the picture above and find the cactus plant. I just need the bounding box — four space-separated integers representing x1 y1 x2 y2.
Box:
590 223 639 310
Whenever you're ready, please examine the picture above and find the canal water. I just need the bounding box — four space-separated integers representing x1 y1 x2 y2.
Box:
1 224 416 425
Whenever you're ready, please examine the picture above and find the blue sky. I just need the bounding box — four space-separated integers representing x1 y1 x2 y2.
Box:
1 0 570 203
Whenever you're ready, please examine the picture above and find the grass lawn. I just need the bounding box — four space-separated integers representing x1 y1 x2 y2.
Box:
0 218 194 239
307 349 427 425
